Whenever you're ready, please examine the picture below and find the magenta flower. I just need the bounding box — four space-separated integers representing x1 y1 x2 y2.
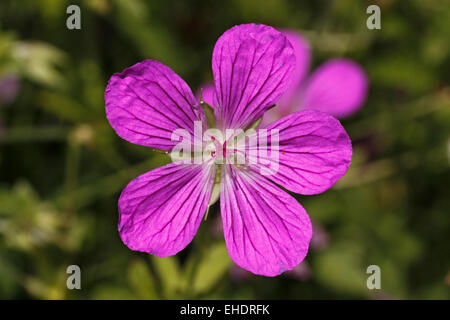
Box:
263 30 368 124
105 24 352 276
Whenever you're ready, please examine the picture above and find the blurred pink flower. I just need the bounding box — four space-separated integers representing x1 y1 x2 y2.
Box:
262 30 368 124
285 261 312 281
310 222 330 251
0 74 20 105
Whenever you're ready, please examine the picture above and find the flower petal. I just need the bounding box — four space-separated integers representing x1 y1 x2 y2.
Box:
249 110 352 195
220 166 312 276
212 24 295 129
301 59 368 118
118 162 215 256
105 60 205 150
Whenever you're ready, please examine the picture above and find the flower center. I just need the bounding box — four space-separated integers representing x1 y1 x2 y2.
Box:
208 135 242 166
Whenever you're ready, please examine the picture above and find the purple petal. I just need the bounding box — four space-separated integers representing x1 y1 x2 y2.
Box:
249 110 352 195
118 162 215 256
105 60 206 150
212 24 295 129
301 59 368 118
220 166 312 276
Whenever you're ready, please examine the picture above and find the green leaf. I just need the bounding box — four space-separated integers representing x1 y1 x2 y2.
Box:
38 91 90 123
128 259 158 299
12 41 68 88
313 242 368 297
91 285 136 300
150 255 182 298
190 242 231 295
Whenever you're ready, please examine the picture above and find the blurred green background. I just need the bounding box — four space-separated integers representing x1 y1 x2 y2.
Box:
0 0 449 299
